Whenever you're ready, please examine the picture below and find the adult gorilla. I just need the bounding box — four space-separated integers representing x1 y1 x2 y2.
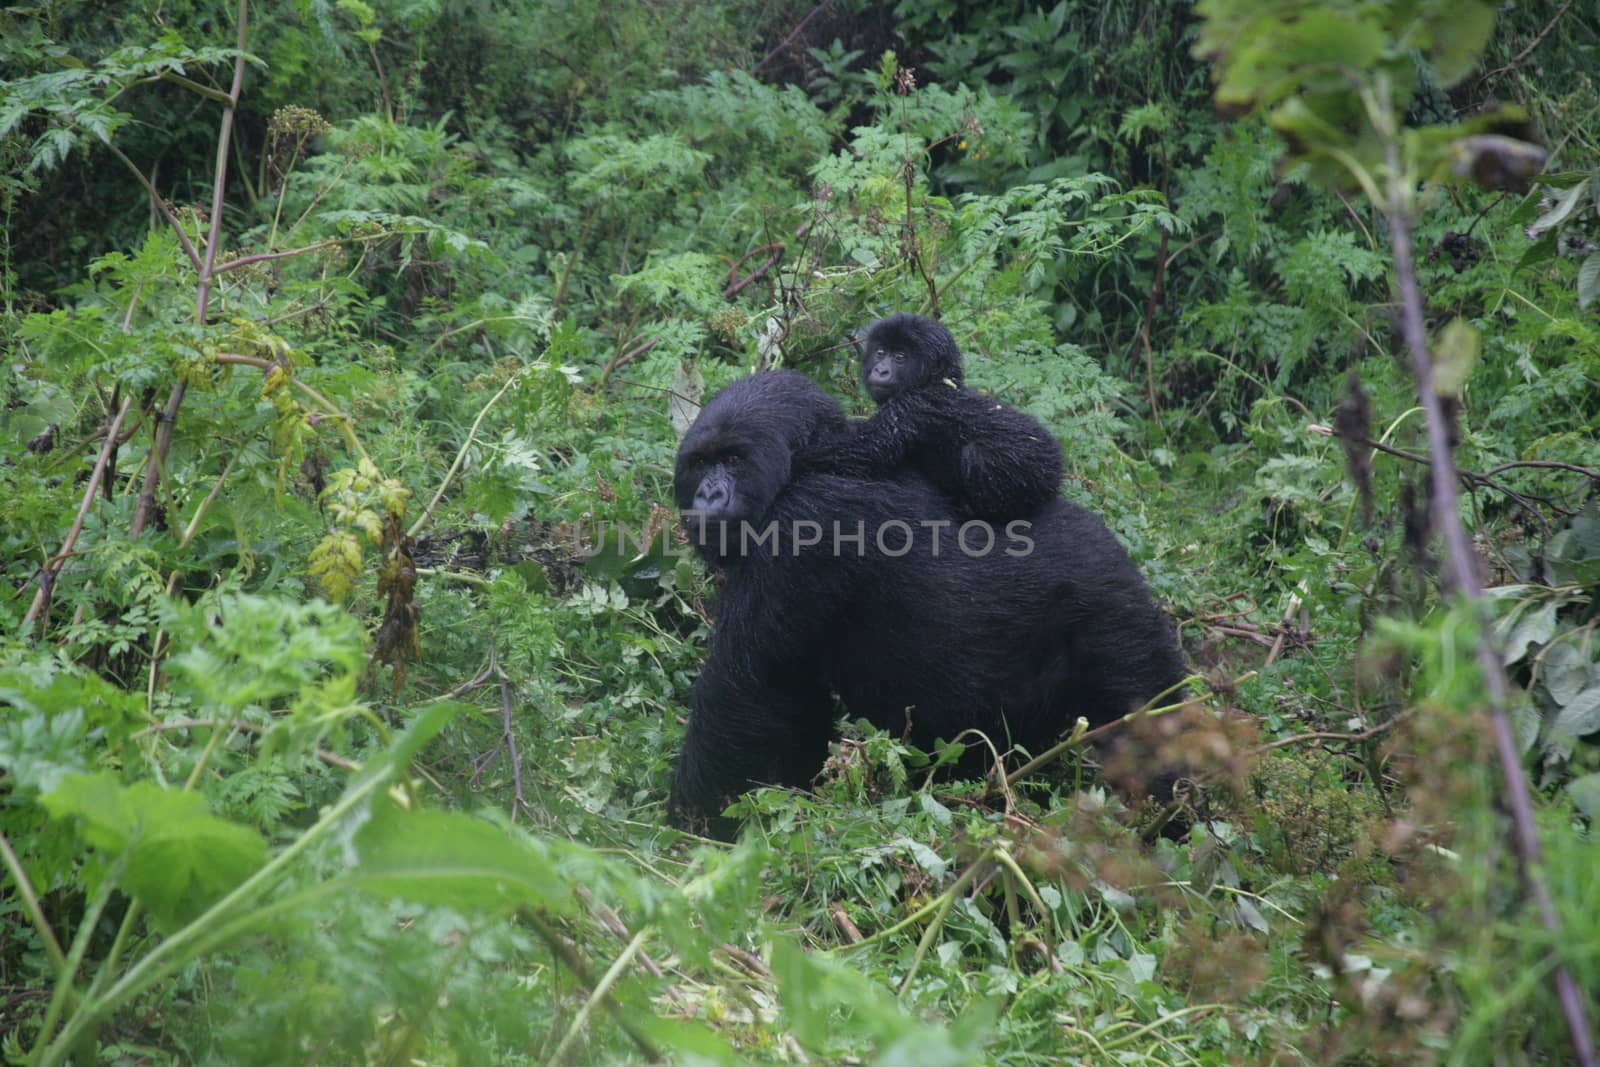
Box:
670 371 1185 837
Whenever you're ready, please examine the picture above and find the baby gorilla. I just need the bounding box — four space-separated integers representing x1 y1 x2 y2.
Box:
849 313 1064 521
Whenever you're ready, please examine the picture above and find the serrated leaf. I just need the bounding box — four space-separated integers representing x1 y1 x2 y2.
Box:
41 774 266 928
1514 230 1558 273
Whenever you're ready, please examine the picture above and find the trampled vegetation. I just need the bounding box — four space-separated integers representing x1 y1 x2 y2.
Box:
2 1 1598 1063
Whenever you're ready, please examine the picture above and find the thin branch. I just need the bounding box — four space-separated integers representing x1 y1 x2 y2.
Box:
597 336 658 388
213 239 341 274
157 69 233 105
723 242 785 298
494 649 530 823
545 929 648 1066
1131 225 1169 420
753 0 832 73
1482 0 1575 81
1482 459 1600 480
1309 423 1566 530
22 396 135 629
408 365 530 539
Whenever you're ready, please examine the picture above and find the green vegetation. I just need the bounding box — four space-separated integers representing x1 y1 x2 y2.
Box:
3 1 1598 1062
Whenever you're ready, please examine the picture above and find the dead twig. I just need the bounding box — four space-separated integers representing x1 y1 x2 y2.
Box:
1310 424 1567 533
723 242 785 298
598 336 658 387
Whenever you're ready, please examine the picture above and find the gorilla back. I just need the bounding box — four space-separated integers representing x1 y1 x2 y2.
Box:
670 372 1185 837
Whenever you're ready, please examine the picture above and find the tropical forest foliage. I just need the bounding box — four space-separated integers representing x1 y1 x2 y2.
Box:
2 1 1599 1062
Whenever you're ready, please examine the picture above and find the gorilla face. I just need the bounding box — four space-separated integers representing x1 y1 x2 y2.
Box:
859 312 965 404
674 430 787 556
673 371 847 562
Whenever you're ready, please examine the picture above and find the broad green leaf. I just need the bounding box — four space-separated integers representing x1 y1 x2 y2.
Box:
41 773 266 928
1235 897 1270 933
352 801 576 914
1543 642 1592 707
1551 687 1600 741
1424 2 1496 86
1498 600 1557 664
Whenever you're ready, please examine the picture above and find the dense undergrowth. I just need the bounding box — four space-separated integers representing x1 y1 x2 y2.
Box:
2 1 1598 1063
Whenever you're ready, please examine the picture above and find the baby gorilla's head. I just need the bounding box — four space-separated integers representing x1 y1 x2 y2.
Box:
858 313 965 403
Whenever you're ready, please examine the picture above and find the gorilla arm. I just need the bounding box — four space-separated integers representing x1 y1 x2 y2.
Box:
828 384 1064 521
669 650 835 839
667 530 859 838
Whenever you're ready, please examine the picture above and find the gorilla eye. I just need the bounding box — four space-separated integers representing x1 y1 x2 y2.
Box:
723 454 741 469
893 352 907 364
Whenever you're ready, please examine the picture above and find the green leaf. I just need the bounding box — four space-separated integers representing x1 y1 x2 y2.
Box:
1552 687 1600 741
1514 230 1558 273
352 801 577 914
1430 318 1479 397
376 699 459 777
1543 642 1592 706
1510 703 1541 756
1497 600 1557 664
1235 896 1270 933
1527 178 1590 236
1577 251 1600 310
1424 2 1496 86
41 774 267 928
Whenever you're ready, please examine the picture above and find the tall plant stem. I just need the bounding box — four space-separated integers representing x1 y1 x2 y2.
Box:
1383 142 1596 1066
131 0 248 537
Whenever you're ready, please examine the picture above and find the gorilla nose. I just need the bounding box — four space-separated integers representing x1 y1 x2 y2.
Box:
695 484 728 512
870 364 892 382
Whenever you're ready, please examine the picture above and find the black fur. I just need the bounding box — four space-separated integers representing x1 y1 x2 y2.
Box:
670 371 1185 838
845 313 1064 522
